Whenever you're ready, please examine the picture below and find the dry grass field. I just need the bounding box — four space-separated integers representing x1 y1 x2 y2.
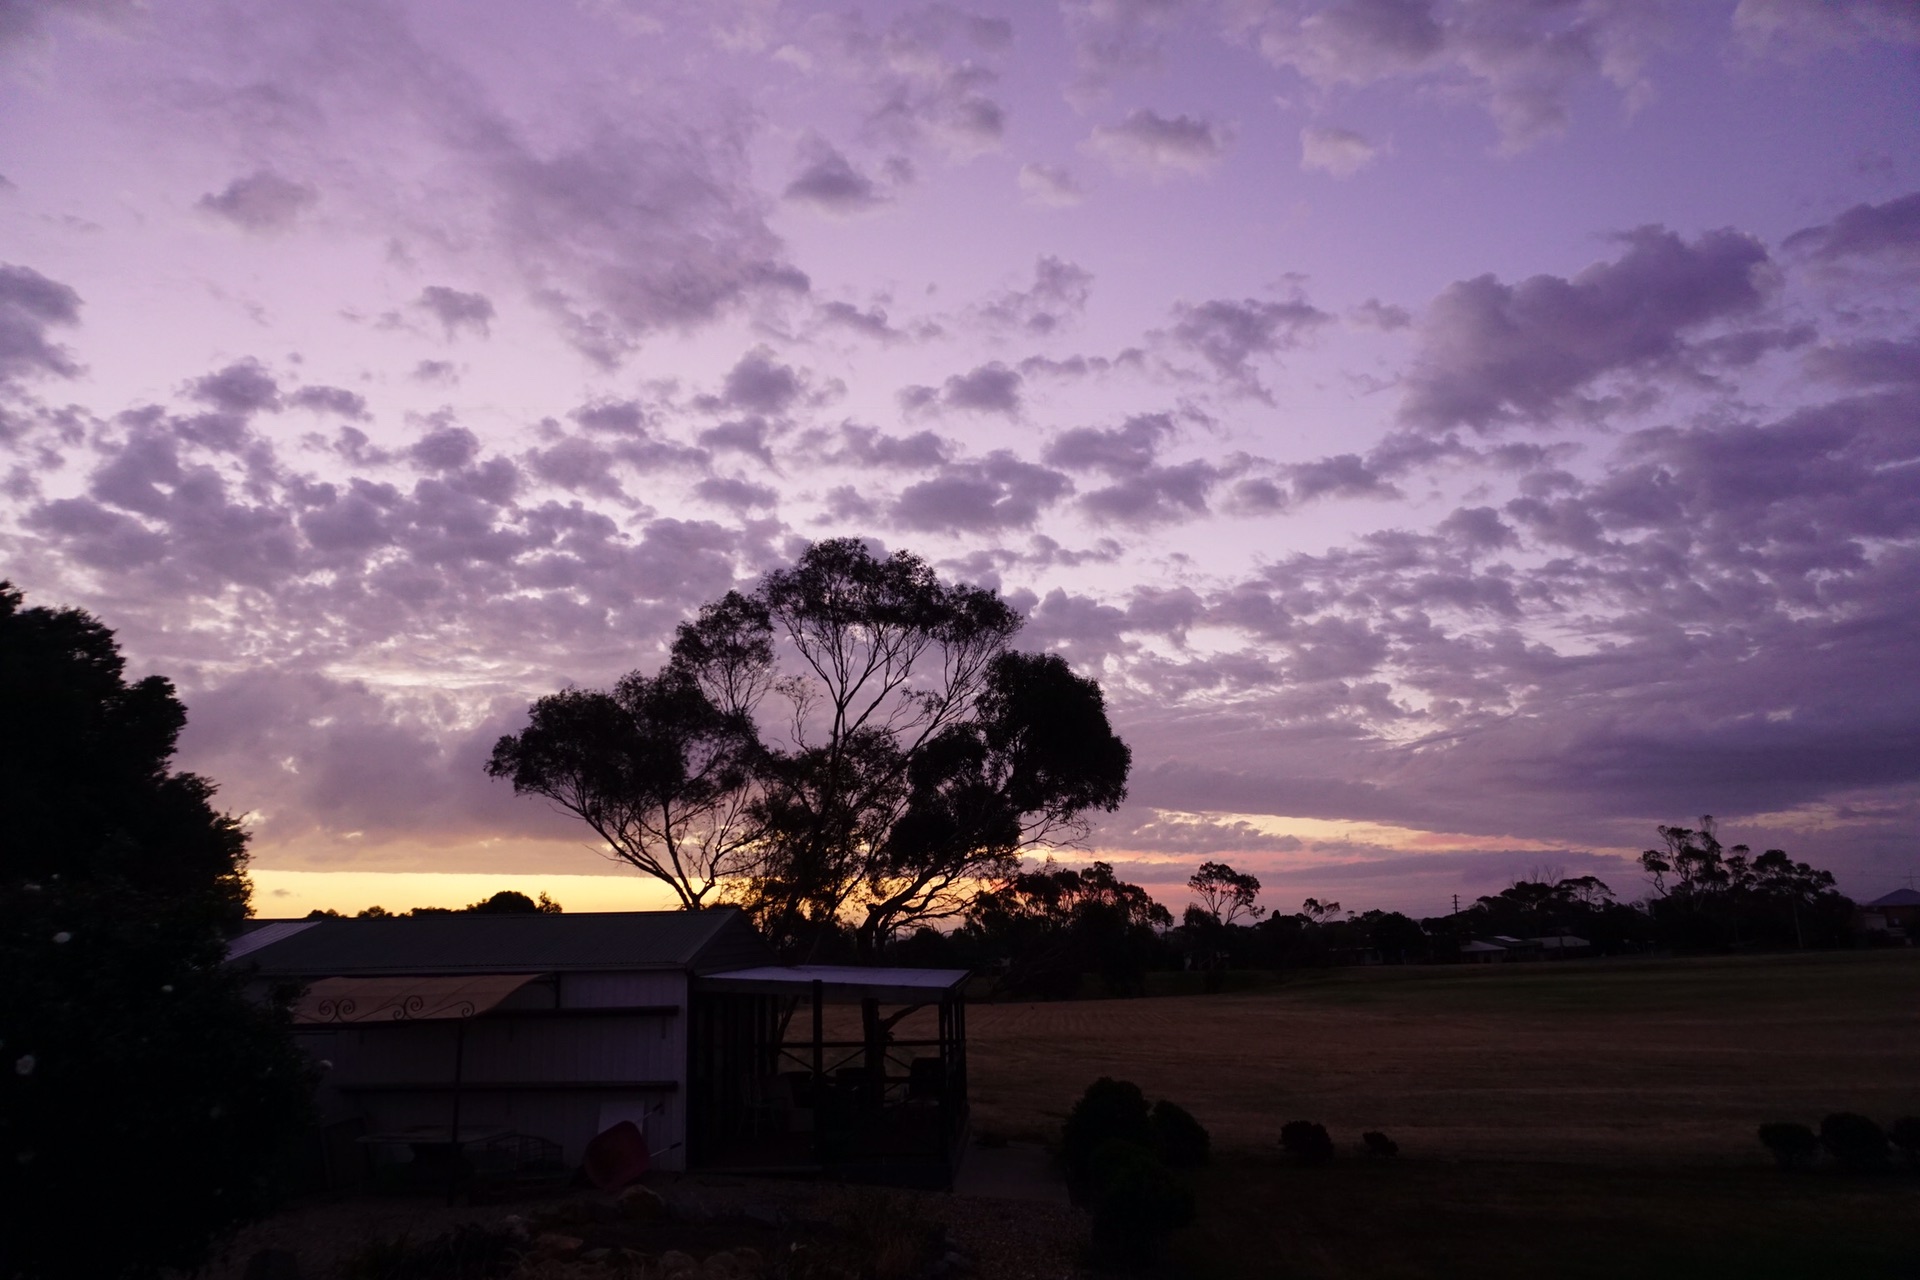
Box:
958 949 1920 1278
965 949 1920 1164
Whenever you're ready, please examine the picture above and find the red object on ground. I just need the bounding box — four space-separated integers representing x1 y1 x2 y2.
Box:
582 1120 649 1189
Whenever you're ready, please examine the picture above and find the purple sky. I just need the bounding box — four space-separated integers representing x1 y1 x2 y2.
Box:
4 0 1918 919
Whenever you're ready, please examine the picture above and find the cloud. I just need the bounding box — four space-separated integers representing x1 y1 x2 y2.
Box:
695 476 778 510
1401 226 1774 431
1170 296 1331 396
1080 460 1220 527
1734 0 1920 54
827 424 950 469
0 263 82 387
1783 191 1920 266
1287 453 1400 502
1299 123 1384 177
1238 0 1668 151
900 361 1023 416
187 359 280 415
892 451 1071 531
416 286 495 338
1351 297 1413 330
197 171 318 232
1046 413 1175 476
1018 162 1085 207
783 138 892 216
715 347 805 416
285 384 370 420
1088 109 1232 177
980 256 1095 335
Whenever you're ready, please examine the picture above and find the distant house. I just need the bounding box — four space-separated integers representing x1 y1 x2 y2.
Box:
1460 934 1590 963
1861 888 1920 940
230 909 971 1188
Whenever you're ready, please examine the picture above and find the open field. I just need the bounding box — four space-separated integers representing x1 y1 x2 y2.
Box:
966 949 1920 1163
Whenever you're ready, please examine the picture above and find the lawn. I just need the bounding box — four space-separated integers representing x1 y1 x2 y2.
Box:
961 949 1920 1278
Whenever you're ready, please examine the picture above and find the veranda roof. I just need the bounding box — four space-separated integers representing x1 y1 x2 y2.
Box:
293 972 550 1023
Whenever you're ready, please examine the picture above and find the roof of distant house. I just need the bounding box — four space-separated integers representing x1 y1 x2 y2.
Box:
227 907 775 977
1865 888 1920 908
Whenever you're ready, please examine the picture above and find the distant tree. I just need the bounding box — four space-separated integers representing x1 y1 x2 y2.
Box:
1758 1122 1820 1171
963 859 1172 997
303 890 561 920
1187 860 1265 926
1641 817 1852 951
1820 1113 1890 1172
463 889 563 914
0 582 313 1279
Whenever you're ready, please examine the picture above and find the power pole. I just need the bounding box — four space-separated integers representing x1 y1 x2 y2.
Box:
1451 894 1459 916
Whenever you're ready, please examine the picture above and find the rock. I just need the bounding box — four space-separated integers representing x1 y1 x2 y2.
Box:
732 1245 764 1273
701 1251 741 1277
661 1249 698 1276
534 1233 585 1259
617 1181 667 1221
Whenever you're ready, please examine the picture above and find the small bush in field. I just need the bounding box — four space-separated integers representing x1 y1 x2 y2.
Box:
1086 1144 1195 1269
1890 1117 1920 1168
1063 1077 1151 1183
1820 1113 1890 1172
1280 1120 1334 1166
1362 1130 1399 1159
1149 1099 1211 1168
1757 1122 1820 1171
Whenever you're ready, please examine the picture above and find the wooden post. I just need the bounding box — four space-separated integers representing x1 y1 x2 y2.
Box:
447 1020 467 1203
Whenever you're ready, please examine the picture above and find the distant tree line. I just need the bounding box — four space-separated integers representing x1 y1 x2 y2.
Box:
303 888 564 919
871 816 1864 995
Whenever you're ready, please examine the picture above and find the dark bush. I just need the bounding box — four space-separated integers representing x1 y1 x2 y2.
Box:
1063 1077 1151 1183
1149 1099 1211 1168
1757 1122 1820 1171
1087 1145 1196 1268
1362 1130 1399 1158
1890 1117 1920 1168
1820 1113 1890 1172
1280 1120 1334 1165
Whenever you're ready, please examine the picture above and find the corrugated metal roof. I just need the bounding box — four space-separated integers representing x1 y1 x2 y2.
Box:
1866 888 1920 908
233 908 775 977
227 919 319 961
697 963 968 1002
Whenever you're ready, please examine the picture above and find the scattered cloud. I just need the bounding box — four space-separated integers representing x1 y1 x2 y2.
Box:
1299 123 1384 177
197 171 317 232
1089 109 1232 177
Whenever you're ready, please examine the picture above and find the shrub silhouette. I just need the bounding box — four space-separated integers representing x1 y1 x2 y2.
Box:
1280 1120 1334 1165
1757 1122 1820 1171
1362 1130 1400 1158
1820 1113 1890 1172
1086 1141 1195 1268
1149 1099 1211 1168
1063 1077 1151 1184
1890 1117 1920 1168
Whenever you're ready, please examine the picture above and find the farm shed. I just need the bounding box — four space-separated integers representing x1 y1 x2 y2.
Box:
229 910 971 1189
1861 888 1920 939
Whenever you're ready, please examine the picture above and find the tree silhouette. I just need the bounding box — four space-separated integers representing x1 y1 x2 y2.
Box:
0 582 312 1278
490 540 1130 957
1187 860 1265 926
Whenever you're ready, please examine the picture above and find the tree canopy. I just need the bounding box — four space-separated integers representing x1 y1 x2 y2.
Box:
490 539 1131 956
0 582 312 1279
